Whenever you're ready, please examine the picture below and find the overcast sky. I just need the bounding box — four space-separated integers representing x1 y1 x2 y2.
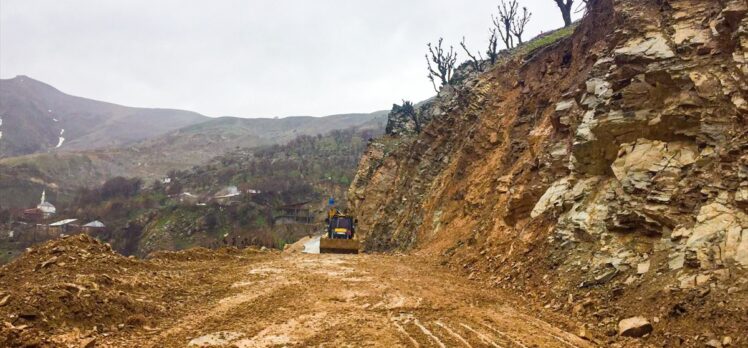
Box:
0 0 581 118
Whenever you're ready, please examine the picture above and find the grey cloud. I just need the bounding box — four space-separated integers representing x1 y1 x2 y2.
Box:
0 0 581 117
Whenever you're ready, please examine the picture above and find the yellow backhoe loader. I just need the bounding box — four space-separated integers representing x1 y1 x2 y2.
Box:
320 208 360 254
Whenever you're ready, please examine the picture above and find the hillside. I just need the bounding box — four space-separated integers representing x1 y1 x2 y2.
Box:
0 127 380 262
114 111 387 179
128 126 379 256
0 107 386 209
350 0 748 346
0 76 208 157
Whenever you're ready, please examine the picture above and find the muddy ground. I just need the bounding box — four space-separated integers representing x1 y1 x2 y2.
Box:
0 235 595 347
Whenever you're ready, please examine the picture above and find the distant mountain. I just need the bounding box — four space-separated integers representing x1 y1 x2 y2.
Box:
0 104 386 209
0 75 387 209
128 112 387 167
0 75 208 157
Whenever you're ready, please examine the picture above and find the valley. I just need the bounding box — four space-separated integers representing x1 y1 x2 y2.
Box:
0 126 380 262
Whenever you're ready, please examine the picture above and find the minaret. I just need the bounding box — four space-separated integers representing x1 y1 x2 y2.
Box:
41 190 46 204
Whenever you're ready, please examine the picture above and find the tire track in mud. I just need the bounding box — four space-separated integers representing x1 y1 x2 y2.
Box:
108 253 593 347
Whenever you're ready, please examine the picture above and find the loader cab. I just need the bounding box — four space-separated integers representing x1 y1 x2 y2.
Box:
321 208 360 254
327 214 355 240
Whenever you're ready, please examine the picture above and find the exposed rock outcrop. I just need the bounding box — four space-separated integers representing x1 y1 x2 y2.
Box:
350 0 748 345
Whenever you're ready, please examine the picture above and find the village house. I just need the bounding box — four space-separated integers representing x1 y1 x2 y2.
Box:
48 218 78 236
36 190 56 218
214 186 242 206
82 220 106 233
22 208 44 222
22 190 56 222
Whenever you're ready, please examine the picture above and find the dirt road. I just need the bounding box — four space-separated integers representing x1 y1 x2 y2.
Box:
102 251 592 348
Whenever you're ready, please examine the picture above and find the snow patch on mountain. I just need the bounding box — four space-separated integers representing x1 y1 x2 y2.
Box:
56 128 65 148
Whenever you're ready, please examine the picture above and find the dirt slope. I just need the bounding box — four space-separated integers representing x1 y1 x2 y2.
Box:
349 0 748 346
0 236 594 347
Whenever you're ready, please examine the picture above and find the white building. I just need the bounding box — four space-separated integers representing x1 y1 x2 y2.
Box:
37 190 56 218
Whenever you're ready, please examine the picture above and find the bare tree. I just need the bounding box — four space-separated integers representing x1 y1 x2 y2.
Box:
511 6 532 44
487 28 500 65
426 38 457 93
492 0 519 49
460 25 502 72
553 0 574 27
460 37 483 72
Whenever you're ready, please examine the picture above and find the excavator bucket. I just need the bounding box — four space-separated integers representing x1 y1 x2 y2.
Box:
319 238 360 254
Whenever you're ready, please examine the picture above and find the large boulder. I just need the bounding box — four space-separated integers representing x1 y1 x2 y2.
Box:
618 316 653 337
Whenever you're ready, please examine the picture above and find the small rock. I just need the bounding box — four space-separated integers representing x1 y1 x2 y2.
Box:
637 260 650 274
671 227 691 240
706 338 722 348
618 316 653 338
578 326 591 341
669 253 685 270
3 322 28 331
0 294 10 307
39 256 58 269
722 336 733 347
580 268 618 288
698 287 711 298
80 337 96 348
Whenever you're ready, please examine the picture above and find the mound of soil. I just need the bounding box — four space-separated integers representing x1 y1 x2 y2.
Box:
0 235 272 347
0 235 162 346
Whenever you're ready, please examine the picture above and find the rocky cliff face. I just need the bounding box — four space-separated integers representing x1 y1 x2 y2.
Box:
350 0 748 345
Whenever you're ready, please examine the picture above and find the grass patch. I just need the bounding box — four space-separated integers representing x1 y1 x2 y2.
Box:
517 24 578 57
274 238 287 250
476 23 579 70
0 247 21 265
